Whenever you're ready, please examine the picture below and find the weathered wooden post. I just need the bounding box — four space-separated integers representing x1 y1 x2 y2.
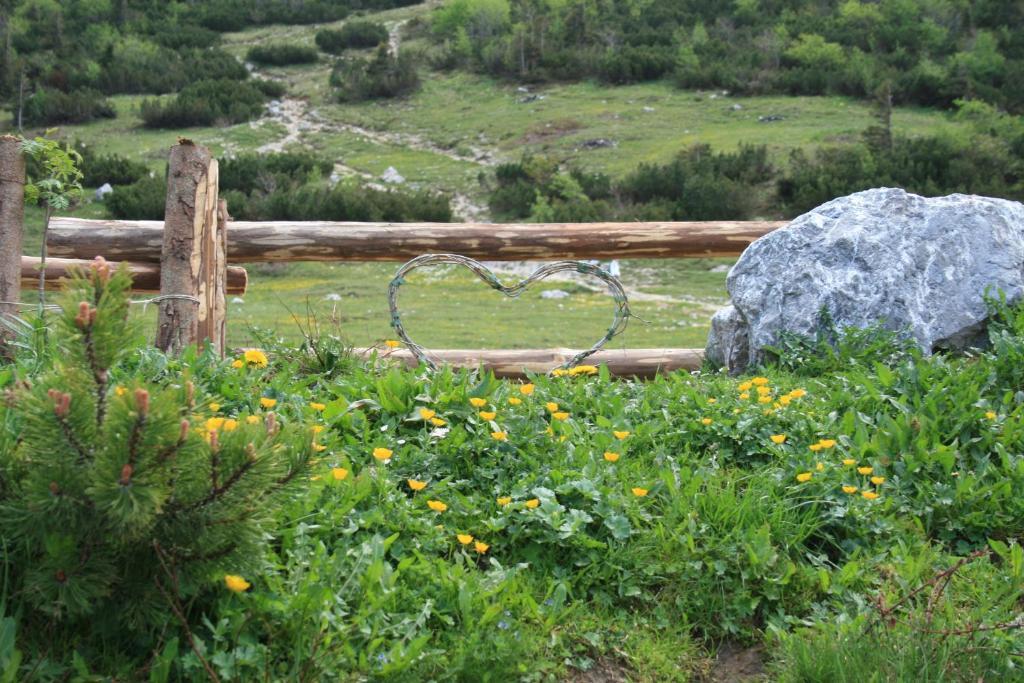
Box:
155 139 225 356
0 134 24 357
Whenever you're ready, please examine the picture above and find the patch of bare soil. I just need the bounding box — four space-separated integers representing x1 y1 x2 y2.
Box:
565 656 632 683
520 118 585 145
703 642 767 683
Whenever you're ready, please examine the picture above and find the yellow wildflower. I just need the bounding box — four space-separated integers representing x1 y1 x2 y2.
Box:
552 411 569 421
841 485 858 494
819 439 837 449
479 411 497 420
310 402 326 411
870 476 886 485
569 365 598 376
259 397 277 409
224 575 250 593
245 415 260 424
740 392 751 400
545 402 559 413
701 418 713 425
373 447 393 462
311 443 326 452
756 386 771 396
842 458 856 466
243 349 268 367
985 411 997 420
603 452 620 462
384 340 401 349
430 417 447 427
552 368 568 377
613 430 630 440
708 398 718 404
469 397 487 408
809 443 823 452
770 434 787 444
738 381 753 392
861 490 879 500
509 397 523 405
497 496 512 506
491 431 508 441
524 498 540 509
332 468 349 481
816 462 825 472
631 487 649 497
520 383 535 395
209 402 221 412
457 534 474 545
419 408 436 420
231 359 244 369
778 395 792 406
408 479 427 491
474 541 489 554
751 377 769 386
857 466 873 475
205 417 225 432
114 385 127 397
758 396 772 404
311 425 325 434
796 472 813 482
427 500 447 512
790 389 807 398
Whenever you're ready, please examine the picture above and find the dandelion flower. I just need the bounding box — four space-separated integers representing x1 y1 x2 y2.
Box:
205 417 225 432
613 430 630 440
796 472 813 482
407 479 427 491
497 496 512 506
738 381 753 392
857 466 873 475
552 411 569 421
231 359 244 369
224 575 250 593
419 408 436 420
332 468 349 481
244 349 268 367
604 452 620 462
209 402 221 412
985 411 997 420
790 389 807 398
631 487 649 497
870 476 885 485
427 500 447 512
310 402 326 411
384 340 401 349
430 417 447 427
469 397 487 408
816 462 825 472
552 368 568 377
842 458 855 466
740 392 751 400
311 425 325 434
474 541 489 554
245 415 260 424
479 411 497 420
520 384 535 396
770 434 786 444
457 534 474 545
373 447 393 462
758 396 773 404
491 431 508 441
569 365 598 376
113 385 126 397
524 498 540 509
708 398 718 404
819 439 837 449
861 490 879 500
545 402 559 413
259 397 277 409
809 443 823 452
842 485 858 494
701 417 713 426
509 397 522 405
778 395 792 406
751 377 769 386
756 386 771 396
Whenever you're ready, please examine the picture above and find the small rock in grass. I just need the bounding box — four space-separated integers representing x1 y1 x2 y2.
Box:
541 290 571 300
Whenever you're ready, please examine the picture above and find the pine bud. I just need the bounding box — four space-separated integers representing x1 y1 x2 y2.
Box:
55 570 67 584
50 390 70 418
179 419 190 442
89 307 97 324
118 463 133 486
75 301 91 329
134 389 150 416
96 369 108 384
265 412 278 436
185 381 195 409
209 430 219 453
48 481 60 496
91 256 111 283
246 442 257 462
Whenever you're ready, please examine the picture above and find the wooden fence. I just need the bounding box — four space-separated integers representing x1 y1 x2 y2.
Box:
1 138 785 377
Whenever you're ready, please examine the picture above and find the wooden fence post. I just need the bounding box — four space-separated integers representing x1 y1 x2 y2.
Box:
156 140 225 356
0 135 25 357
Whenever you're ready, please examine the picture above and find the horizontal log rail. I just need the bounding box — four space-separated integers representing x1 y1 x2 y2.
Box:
358 347 704 378
21 256 248 294
48 218 786 263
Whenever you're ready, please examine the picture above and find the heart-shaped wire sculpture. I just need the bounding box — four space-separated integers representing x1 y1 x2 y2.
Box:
388 254 632 373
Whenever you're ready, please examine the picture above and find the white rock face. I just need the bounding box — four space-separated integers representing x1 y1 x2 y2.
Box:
706 188 1024 372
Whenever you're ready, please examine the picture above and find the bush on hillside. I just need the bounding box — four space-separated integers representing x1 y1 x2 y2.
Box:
316 22 390 53
220 152 333 194
105 175 167 220
74 143 150 187
224 181 452 222
140 79 268 128
20 88 115 125
329 46 420 102
246 44 319 66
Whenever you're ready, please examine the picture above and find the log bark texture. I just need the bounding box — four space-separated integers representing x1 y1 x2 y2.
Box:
359 347 704 378
20 256 247 294
155 142 223 355
48 219 787 263
0 135 24 355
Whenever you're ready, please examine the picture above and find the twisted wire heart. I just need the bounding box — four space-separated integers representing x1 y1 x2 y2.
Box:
388 254 632 373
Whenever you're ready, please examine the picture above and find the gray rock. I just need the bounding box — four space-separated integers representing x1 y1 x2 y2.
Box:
381 167 405 184
706 188 1024 372
94 183 113 201
540 289 571 300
